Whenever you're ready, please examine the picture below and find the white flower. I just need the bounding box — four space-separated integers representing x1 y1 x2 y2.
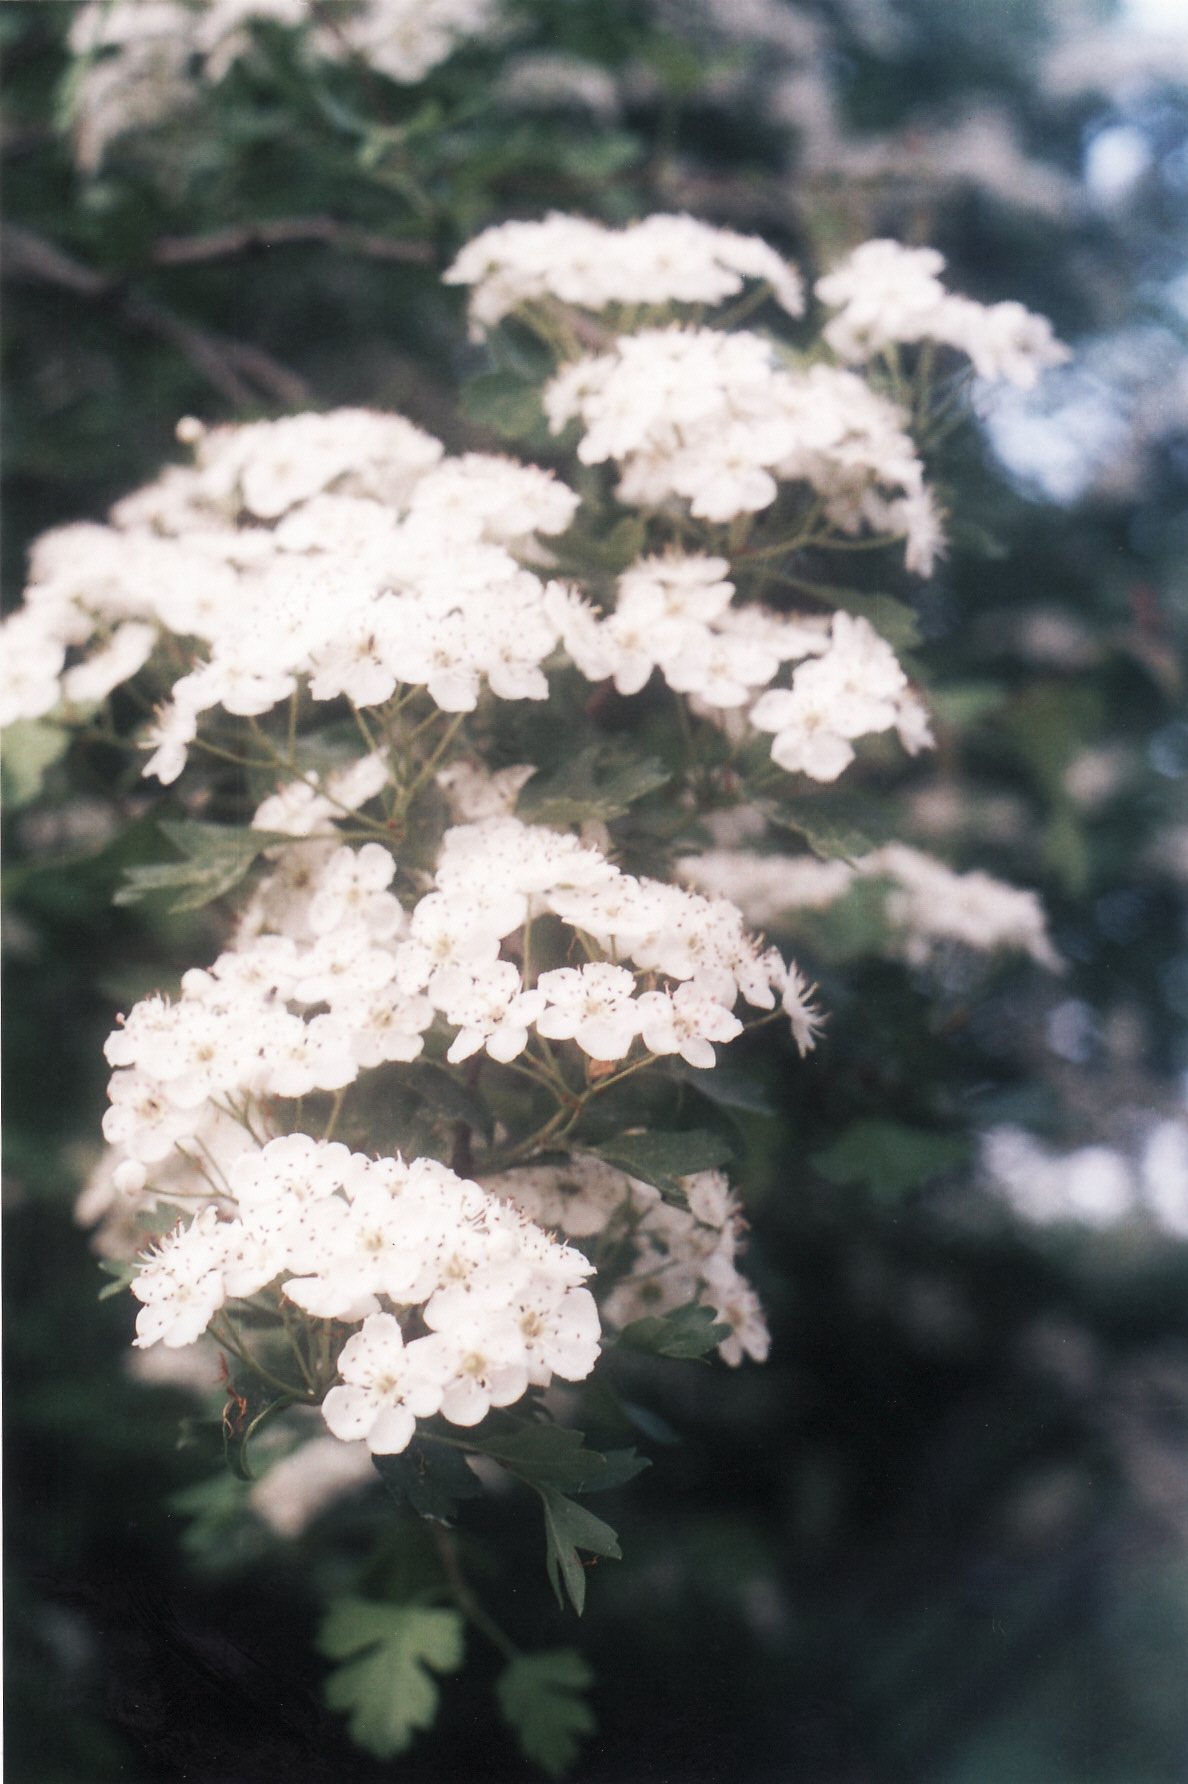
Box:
635 982 743 1069
131 1208 229 1349
816 238 1069 388
544 327 929 560
536 962 641 1061
445 212 803 334
439 961 547 1064
321 1313 445 1454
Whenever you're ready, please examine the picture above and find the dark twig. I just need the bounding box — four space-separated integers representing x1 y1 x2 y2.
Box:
151 215 435 267
1 223 311 408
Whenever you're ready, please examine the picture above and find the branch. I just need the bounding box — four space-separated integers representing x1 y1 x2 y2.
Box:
150 216 435 267
1 223 311 409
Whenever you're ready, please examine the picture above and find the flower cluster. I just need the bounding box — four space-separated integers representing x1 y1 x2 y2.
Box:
1 413 580 776
97 813 818 1192
548 556 930 778
67 0 499 171
130 1134 600 1451
816 239 1071 389
487 1160 770 1367
681 841 1060 969
544 327 940 566
444 211 805 334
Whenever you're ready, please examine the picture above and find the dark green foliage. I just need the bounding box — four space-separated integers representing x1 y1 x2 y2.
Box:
592 1128 735 1202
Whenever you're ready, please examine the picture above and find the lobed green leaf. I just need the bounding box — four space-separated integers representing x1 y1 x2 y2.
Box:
318 1598 465 1759
496 1649 596 1778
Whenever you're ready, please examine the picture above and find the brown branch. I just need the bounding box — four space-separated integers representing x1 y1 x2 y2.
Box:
151 216 435 267
1 223 311 409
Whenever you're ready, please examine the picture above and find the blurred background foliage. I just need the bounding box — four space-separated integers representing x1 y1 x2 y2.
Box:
5 0 1188 1779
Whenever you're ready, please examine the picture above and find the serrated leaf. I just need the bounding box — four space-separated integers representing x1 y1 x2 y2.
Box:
517 742 671 827
811 1119 970 1201
576 1447 650 1493
405 1060 495 1145
373 1439 483 1522
537 1486 621 1615
114 820 289 912
467 1423 643 1494
460 370 543 439
496 1650 596 1778
318 1598 465 1759
757 800 876 863
2 719 70 809
592 1129 733 1204
618 1300 729 1360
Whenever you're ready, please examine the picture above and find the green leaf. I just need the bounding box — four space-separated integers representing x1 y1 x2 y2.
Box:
168 1472 256 1564
517 742 671 827
618 1300 729 1360
928 681 1007 727
811 1119 970 1201
467 1422 646 1494
460 370 543 439
537 1486 621 1615
555 132 643 181
97 1257 138 1301
550 514 647 577
576 1447 651 1493
2 719 69 809
591 1129 733 1204
757 799 876 862
496 1650 596 1778
405 1060 495 1145
661 1057 775 1115
318 1598 465 1760
819 587 922 653
113 820 289 912
372 1439 483 1522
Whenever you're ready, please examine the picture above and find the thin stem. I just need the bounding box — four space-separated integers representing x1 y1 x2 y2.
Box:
189 737 277 771
210 1316 315 1401
322 1085 348 1142
399 712 467 809
430 1524 520 1663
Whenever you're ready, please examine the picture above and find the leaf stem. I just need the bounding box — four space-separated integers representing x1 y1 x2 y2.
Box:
429 1523 520 1663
